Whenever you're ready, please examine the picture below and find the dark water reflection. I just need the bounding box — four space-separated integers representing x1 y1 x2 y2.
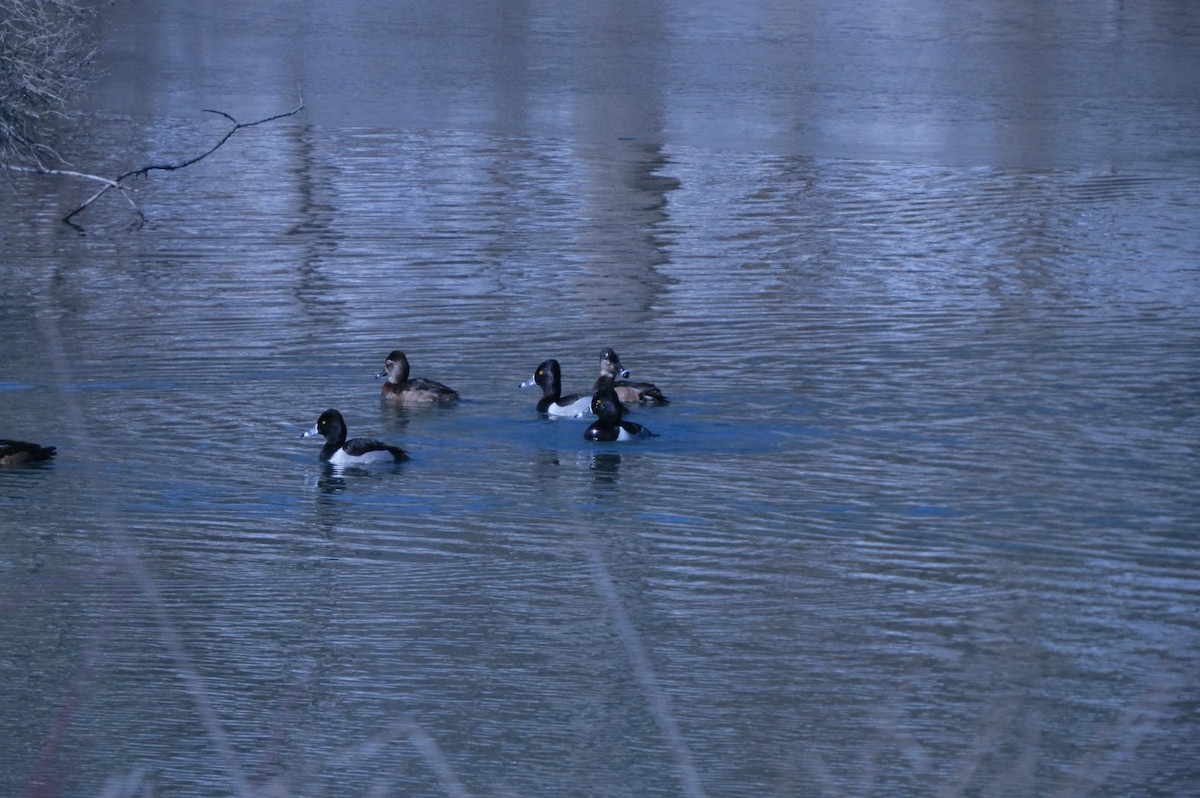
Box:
2 1 1199 797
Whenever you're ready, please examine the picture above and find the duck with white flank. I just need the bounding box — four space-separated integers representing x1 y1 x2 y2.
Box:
584 387 654 442
520 359 593 418
302 409 408 464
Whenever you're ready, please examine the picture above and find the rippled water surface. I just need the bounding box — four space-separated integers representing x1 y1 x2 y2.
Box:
2 1 1198 797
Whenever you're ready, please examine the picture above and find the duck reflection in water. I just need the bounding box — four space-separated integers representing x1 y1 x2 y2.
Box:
589 451 623 485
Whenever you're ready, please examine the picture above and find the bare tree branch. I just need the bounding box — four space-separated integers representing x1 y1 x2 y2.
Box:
17 97 305 227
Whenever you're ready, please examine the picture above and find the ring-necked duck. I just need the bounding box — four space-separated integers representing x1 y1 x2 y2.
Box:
520 359 593 417
377 350 460 404
302 409 409 464
593 348 669 404
0 439 56 465
585 387 653 441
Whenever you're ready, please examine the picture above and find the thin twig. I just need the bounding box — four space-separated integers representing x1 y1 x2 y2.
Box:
5 163 118 187
579 531 708 798
114 99 305 183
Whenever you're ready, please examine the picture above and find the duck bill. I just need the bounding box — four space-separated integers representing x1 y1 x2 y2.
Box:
519 375 537 388
301 424 320 438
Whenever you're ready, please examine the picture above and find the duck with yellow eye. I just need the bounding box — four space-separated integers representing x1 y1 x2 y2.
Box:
520 359 593 418
584 387 653 442
302 409 409 464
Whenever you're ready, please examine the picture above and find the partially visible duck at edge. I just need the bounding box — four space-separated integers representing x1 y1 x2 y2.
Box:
377 350 460 404
0 439 57 466
593 347 669 404
302 408 409 464
585 387 654 442
520 359 593 418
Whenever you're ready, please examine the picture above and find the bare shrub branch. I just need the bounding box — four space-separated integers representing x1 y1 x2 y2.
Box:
0 0 100 166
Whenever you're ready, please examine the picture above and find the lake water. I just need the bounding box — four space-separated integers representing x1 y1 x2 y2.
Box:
2 1 1198 796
